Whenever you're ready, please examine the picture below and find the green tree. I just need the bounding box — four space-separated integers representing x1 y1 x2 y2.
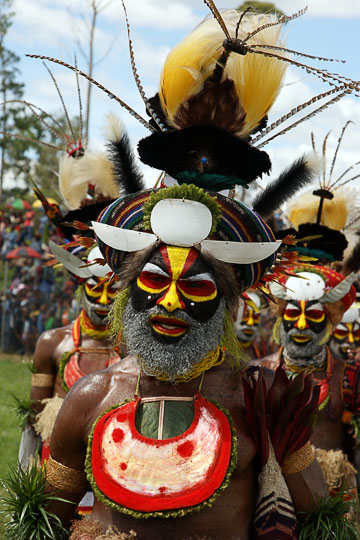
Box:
0 0 45 199
0 0 24 198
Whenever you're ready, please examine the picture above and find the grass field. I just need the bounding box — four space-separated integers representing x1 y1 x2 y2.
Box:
0 354 32 536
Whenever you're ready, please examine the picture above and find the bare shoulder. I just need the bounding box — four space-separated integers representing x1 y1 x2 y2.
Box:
34 325 72 359
33 325 72 373
51 356 139 461
60 355 139 421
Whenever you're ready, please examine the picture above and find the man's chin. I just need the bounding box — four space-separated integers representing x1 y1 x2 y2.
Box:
283 337 319 359
148 315 190 343
87 310 109 326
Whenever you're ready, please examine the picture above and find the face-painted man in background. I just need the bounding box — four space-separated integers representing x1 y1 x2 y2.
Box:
26 247 121 473
256 265 360 497
330 304 360 361
234 291 274 360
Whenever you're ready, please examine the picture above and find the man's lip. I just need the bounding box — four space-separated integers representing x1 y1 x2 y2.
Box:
149 315 189 337
243 329 254 336
95 309 109 316
291 334 312 343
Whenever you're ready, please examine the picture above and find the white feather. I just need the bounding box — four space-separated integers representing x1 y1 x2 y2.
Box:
103 112 125 142
59 151 120 210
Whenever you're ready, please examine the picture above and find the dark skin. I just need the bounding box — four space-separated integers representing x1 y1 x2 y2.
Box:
30 324 118 409
30 279 120 411
47 357 328 540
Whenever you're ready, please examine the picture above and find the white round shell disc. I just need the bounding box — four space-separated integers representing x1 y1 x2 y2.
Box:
285 272 326 301
341 305 359 324
150 199 212 247
87 246 111 278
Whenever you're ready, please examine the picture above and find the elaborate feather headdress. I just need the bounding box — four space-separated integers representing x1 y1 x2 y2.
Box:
282 122 360 263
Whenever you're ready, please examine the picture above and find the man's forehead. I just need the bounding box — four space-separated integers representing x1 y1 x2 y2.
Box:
146 245 210 277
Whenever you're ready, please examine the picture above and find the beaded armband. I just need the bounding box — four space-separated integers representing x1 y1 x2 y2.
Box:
31 373 55 387
46 456 88 493
282 442 315 476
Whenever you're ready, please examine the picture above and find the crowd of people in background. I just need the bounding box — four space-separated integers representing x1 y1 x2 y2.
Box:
0 206 79 356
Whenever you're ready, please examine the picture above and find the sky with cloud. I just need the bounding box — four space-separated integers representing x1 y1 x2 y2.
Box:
4 0 360 195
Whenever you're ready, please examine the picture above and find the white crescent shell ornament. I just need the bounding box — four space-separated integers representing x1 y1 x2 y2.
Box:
92 199 281 265
49 241 111 279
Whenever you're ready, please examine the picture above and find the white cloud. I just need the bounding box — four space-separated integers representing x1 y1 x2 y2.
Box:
103 0 199 29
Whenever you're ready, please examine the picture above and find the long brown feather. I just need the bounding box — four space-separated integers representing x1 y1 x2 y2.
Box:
203 0 230 38
327 120 353 187
26 54 156 133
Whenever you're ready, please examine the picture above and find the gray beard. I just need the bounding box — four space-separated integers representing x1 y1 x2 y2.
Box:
235 324 258 343
280 323 327 360
122 298 226 382
81 291 111 326
329 338 355 360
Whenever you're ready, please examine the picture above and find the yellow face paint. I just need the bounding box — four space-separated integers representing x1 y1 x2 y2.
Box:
284 300 325 330
85 279 117 305
334 323 360 344
137 245 217 314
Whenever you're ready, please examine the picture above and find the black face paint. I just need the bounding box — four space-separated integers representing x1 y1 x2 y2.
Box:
282 300 327 335
131 244 221 324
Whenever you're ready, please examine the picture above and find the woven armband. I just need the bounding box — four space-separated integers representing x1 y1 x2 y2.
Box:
282 442 315 477
46 456 88 493
31 373 55 387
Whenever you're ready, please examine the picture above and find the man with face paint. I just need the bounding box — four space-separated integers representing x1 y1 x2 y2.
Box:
30 246 120 400
258 265 360 496
22 245 123 516
27 246 122 466
330 304 360 362
234 291 273 360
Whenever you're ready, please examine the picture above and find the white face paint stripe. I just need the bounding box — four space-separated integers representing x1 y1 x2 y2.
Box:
335 323 348 331
141 265 215 286
305 302 323 312
184 273 216 285
141 263 169 277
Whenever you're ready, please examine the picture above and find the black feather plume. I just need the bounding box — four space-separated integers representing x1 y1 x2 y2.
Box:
107 130 144 195
342 239 360 276
252 156 315 219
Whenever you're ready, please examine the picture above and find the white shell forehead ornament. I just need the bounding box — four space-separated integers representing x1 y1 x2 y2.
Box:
92 199 281 265
283 272 326 302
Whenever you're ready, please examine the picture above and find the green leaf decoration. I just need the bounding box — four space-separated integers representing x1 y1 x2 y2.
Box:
0 459 70 540
298 492 359 540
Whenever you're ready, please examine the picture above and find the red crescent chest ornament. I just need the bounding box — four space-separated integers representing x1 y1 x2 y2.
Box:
86 393 237 518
